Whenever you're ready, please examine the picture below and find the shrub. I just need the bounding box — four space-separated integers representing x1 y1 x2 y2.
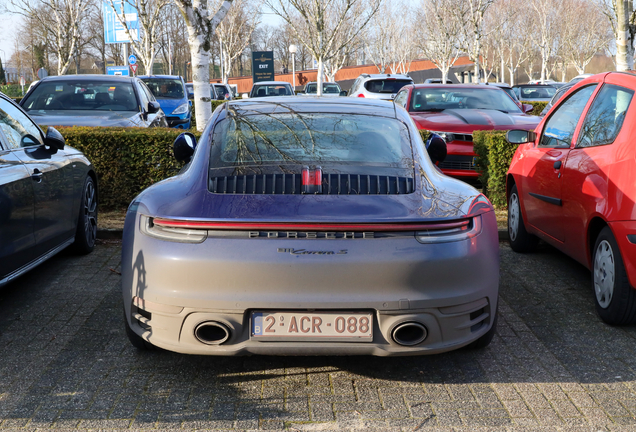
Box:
58 127 202 209
521 100 548 116
473 130 518 208
418 129 431 143
190 100 227 130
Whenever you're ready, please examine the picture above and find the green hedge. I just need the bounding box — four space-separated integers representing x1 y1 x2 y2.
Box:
521 100 548 116
58 127 201 209
190 100 227 130
473 130 518 208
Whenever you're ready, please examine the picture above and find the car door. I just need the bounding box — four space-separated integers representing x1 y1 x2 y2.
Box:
137 80 167 127
0 122 36 281
0 98 76 257
521 84 598 242
561 80 635 264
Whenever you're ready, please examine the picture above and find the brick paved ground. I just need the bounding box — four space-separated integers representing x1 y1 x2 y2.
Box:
2 240 636 431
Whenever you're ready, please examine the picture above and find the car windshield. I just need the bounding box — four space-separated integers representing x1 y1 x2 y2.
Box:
211 112 413 169
213 86 228 98
141 78 184 99
517 86 556 99
409 87 523 113
364 79 412 94
252 85 291 97
306 83 341 94
21 80 138 111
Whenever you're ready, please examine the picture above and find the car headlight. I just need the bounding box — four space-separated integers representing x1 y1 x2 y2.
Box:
171 103 189 115
429 131 454 142
140 215 207 243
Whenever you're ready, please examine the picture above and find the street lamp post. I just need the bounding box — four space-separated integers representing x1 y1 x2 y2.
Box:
289 44 297 91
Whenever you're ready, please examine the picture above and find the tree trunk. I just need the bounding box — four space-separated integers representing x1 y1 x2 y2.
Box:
616 0 634 71
190 36 212 130
317 58 324 96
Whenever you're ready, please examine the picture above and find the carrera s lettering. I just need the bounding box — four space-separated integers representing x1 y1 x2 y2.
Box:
277 248 348 255
249 231 374 239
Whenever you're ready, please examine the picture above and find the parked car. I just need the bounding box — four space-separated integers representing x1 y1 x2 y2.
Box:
211 83 234 100
121 96 500 356
348 73 414 100
512 84 557 102
139 75 191 129
302 81 344 96
185 83 194 99
0 92 97 288
424 78 454 84
247 81 294 98
506 71 636 325
20 75 168 128
394 84 540 180
569 73 594 84
539 82 576 116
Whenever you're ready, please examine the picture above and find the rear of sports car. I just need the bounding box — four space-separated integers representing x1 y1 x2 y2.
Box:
122 101 499 356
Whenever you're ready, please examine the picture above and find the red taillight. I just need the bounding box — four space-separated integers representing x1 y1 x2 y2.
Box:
357 93 365 98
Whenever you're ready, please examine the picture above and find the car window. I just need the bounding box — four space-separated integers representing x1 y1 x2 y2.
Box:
577 84 634 148
539 85 597 148
141 78 184 99
364 79 412 94
22 80 138 111
211 113 413 168
0 98 43 149
394 90 408 107
136 82 150 111
409 87 521 113
519 86 556 99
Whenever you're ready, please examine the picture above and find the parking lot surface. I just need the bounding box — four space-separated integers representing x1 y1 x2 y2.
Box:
2 240 636 431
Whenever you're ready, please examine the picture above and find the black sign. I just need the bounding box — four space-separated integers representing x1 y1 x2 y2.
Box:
252 51 274 83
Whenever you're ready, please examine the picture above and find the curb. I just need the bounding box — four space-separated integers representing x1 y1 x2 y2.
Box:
98 228 512 242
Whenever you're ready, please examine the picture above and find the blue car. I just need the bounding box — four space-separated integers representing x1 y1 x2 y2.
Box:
121 97 500 356
139 75 191 129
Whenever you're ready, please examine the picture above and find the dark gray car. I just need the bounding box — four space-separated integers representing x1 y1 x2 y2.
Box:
0 92 97 287
20 75 168 128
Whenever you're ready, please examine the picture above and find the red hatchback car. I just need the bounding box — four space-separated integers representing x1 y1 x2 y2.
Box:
506 72 636 325
394 84 540 179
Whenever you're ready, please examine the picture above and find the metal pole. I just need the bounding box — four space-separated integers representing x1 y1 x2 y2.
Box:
168 39 172 75
292 53 295 89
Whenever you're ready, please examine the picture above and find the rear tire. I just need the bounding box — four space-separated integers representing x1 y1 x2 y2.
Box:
124 309 154 350
593 227 636 325
508 184 539 252
71 176 97 254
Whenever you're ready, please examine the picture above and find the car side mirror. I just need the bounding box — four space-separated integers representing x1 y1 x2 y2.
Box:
44 126 65 150
173 132 197 163
426 133 447 165
507 130 537 144
339 90 348 97
522 104 534 114
147 101 161 114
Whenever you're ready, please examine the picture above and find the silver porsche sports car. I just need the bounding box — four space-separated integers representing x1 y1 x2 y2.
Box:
121 97 499 356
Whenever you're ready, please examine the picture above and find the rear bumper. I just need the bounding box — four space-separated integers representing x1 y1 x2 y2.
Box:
121 211 500 355
610 221 636 288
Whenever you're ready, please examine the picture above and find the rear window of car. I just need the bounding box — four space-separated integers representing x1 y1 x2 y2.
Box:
252 85 292 97
410 87 522 113
518 86 556 99
364 79 412 94
210 112 413 169
306 83 341 94
21 80 138 111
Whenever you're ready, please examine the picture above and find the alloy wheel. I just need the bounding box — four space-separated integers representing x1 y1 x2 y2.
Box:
83 180 97 248
508 193 520 242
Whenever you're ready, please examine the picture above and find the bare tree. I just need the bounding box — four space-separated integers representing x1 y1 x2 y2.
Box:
213 0 262 83
529 0 564 81
264 0 381 95
171 0 233 130
8 0 90 75
457 0 498 83
598 0 636 71
417 0 464 84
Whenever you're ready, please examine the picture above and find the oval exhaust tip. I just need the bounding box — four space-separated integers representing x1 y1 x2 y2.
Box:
195 322 230 345
392 322 427 346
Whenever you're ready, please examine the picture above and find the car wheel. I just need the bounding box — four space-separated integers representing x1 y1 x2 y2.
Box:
124 309 155 350
72 176 97 254
466 309 498 349
593 227 636 325
508 184 538 252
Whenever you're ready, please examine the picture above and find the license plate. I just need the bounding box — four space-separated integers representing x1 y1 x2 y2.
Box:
251 311 373 342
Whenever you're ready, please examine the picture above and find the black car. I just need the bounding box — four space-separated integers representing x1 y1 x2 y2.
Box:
0 92 98 287
19 75 168 128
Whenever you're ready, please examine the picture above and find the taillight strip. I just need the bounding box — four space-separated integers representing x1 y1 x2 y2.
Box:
152 218 470 232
